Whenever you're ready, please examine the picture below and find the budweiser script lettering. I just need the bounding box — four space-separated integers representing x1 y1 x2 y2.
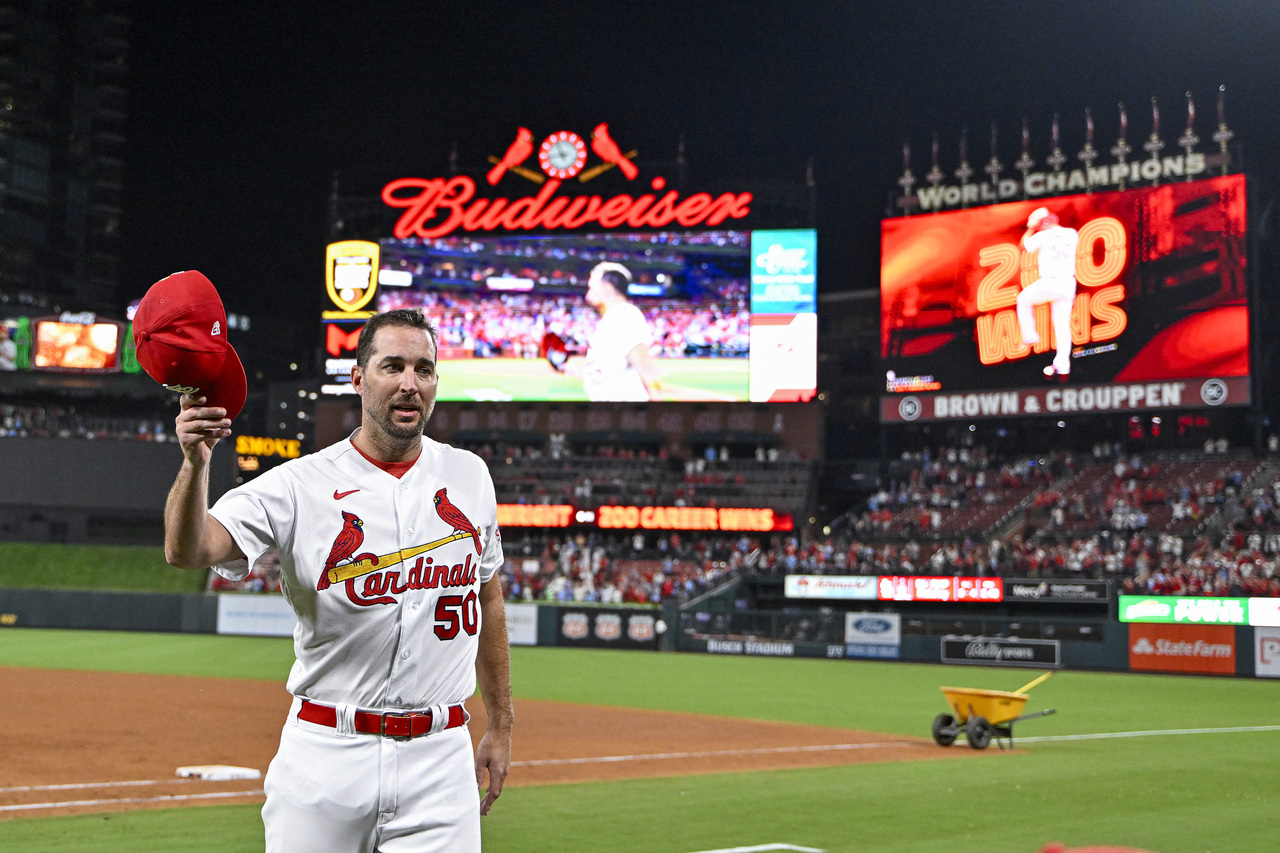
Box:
382 176 753 239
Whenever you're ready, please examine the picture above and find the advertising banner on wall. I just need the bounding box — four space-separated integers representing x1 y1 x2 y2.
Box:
1254 627 1280 678
844 612 901 659
555 607 658 650
941 635 1061 667
1119 595 1249 625
1248 598 1280 628
879 576 1003 603
880 175 1249 423
785 575 877 600
504 602 539 646
1005 579 1110 603
1128 623 1235 674
216 593 297 637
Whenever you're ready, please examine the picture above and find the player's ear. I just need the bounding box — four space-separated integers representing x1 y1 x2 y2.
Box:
351 363 365 394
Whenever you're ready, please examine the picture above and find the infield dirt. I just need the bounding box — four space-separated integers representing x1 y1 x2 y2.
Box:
1 667 979 818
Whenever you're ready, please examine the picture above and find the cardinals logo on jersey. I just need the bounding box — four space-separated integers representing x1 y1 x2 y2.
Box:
317 510 379 590
434 487 481 554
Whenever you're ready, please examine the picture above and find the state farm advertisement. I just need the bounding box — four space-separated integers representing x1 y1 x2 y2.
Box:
877 575 1003 603
1128 623 1236 675
881 175 1249 423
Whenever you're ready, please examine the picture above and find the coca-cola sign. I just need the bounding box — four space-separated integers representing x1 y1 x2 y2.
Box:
941 635 1061 668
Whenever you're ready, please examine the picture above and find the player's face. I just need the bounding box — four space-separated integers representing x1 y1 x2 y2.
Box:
585 268 609 308
354 324 438 443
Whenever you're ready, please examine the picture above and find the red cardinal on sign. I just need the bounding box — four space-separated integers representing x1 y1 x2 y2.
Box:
317 510 378 590
590 123 638 179
486 127 534 185
434 488 481 554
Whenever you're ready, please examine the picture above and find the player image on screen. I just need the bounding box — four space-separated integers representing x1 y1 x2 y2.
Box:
1018 207 1079 380
880 175 1249 411
580 261 661 401
374 232 753 402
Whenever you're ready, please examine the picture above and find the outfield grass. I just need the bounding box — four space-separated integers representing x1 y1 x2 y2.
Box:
0 543 205 593
0 632 1276 852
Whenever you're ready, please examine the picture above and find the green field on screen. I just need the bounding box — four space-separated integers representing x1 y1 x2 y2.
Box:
434 356 748 401
0 634 1276 852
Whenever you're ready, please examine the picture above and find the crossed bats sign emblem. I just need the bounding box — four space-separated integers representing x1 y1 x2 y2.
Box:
486 123 638 185
316 488 481 591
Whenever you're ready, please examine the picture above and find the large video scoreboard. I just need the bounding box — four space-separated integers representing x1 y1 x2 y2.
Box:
880 174 1248 423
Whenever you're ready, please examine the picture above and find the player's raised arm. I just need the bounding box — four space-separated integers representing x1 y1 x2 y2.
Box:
474 575 513 815
164 393 243 569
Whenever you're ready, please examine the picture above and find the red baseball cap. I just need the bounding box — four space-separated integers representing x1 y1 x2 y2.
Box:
133 270 247 419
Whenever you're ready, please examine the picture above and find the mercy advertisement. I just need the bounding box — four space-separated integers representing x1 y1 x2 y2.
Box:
880 175 1248 423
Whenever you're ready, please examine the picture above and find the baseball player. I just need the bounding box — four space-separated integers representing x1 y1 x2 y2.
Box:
581 261 661 401
165 308 512 852
1017 207 1080 379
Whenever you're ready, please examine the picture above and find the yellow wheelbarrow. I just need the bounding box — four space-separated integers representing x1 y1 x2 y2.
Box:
932 671 1057 750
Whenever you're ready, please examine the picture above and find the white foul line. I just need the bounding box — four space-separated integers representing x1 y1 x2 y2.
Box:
0 789 265 813
686 840 824 845
0 778 196 794
4 725 1273 813
1014 724 1280 743
511 741 923 768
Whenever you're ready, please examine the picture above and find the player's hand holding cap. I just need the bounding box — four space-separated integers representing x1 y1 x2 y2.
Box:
133 270 247 419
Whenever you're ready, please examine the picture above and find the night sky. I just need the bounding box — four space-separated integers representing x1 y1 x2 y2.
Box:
118 1 1280 375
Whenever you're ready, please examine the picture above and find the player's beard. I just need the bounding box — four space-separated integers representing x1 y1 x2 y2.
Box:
369 393 435 445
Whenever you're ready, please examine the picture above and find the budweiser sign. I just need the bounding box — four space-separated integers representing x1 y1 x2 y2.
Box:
383 176 753 239
381 124 753 238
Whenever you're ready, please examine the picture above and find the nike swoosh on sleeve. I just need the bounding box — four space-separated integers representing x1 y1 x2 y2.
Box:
334 489 359 500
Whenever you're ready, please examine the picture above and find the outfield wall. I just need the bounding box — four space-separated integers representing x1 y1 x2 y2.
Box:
0 589 1272 678
0 438 236 545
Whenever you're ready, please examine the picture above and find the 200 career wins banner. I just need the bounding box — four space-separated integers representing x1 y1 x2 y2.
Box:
880 175 1248 422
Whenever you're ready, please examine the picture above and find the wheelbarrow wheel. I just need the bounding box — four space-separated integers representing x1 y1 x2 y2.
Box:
966 715 994 749
931 712 958 746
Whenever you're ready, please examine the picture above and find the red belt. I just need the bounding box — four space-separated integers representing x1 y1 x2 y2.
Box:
298 700 467 739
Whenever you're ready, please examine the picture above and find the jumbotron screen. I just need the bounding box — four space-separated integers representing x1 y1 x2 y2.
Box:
361 229 816 403
880 174 1248 423
32 317 124 372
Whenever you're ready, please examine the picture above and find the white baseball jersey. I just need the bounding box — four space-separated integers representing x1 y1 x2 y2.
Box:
210 430 503 711
1024 225 1080 280
583 302 652 401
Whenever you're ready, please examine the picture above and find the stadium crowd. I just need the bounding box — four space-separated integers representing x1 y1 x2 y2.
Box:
162 432 1280 603
377 289 749 361
1 403 173 441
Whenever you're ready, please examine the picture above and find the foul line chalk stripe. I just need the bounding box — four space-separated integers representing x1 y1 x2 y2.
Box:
5 724 1273 809
686 840 824 845
513 723 1280 768
512 741 923 767
1015 724 1280 743
0 789 265 813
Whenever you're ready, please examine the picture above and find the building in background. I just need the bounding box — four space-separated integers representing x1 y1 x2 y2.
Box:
0 1 129 316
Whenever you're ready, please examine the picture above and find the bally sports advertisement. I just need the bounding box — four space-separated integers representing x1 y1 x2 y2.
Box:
880 174 1248 423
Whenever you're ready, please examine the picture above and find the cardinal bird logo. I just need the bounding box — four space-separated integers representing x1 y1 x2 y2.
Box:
487 127 534 186
317 510 379 590
590 123 638 180
434 488 481 554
